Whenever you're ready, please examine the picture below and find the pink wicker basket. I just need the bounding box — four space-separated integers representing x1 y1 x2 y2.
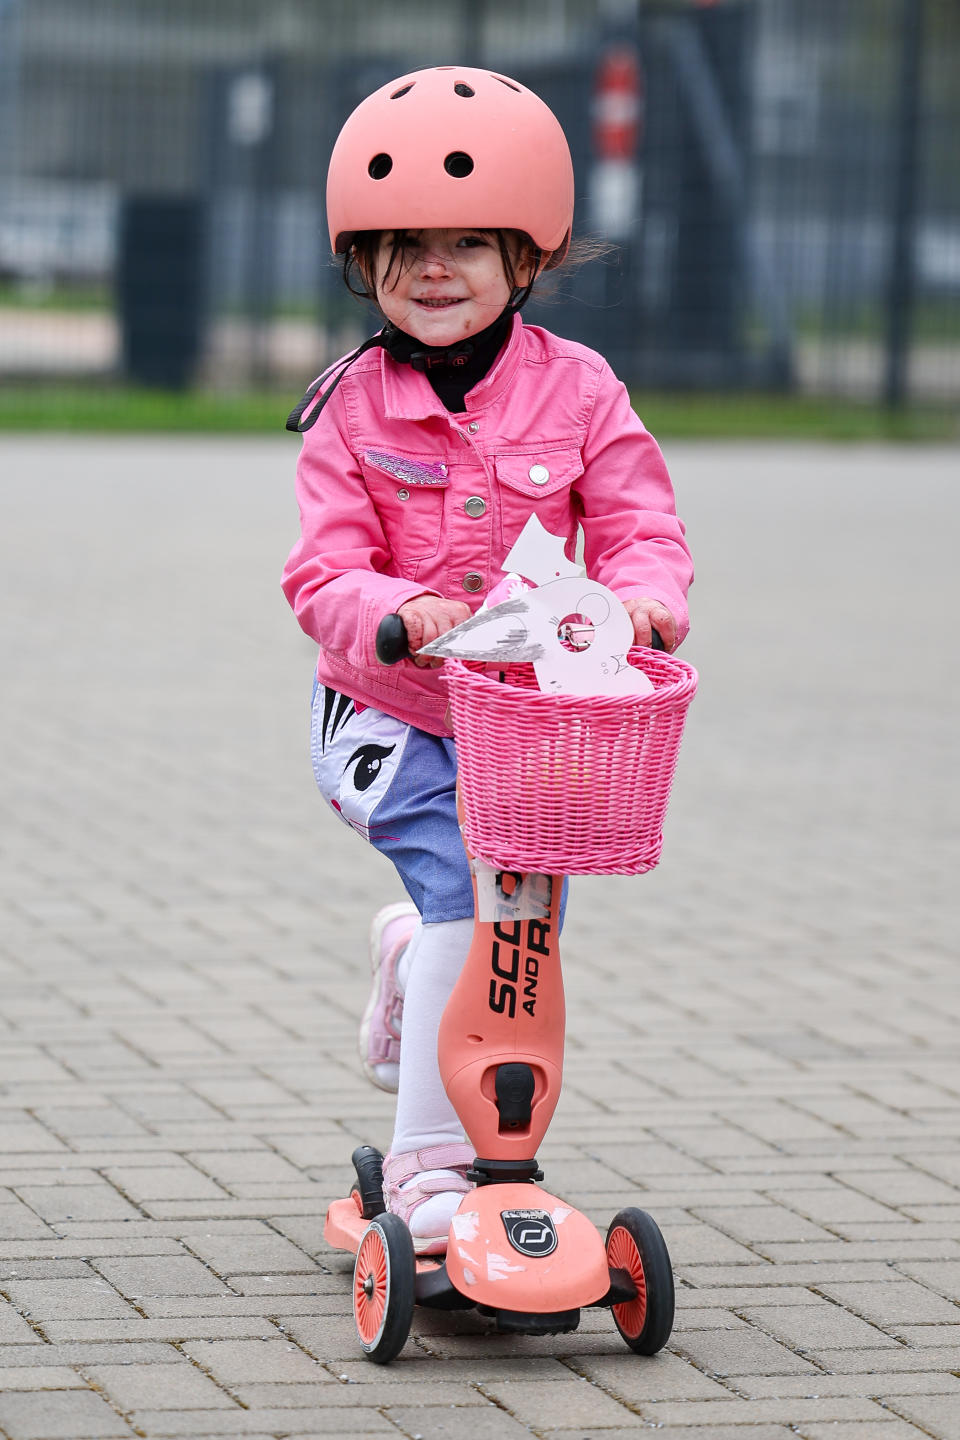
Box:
446 648 698 875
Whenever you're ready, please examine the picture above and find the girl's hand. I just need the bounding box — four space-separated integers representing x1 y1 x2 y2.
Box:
622 597 678 652
398 595 472 668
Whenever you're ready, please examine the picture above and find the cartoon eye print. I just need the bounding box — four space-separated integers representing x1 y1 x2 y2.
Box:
346 743 396 793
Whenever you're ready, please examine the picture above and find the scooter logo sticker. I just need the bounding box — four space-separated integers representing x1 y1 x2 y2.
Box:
501 1209 558 1258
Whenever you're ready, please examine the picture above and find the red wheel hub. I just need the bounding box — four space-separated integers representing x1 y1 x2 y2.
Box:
607 1224 648 1337
354 1229 388 1344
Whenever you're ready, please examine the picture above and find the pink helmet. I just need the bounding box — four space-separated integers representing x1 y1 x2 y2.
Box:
326 66 574 268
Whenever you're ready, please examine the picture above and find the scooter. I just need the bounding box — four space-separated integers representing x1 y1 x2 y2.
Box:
323 600 697 1363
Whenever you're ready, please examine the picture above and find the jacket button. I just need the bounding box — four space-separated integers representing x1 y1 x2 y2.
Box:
396 488 410 501
462 572 484 592
467 421 480 433
464 496 486 518
528 463 550 485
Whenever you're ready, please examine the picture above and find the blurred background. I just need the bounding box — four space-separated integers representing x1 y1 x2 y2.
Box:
0 0 958 419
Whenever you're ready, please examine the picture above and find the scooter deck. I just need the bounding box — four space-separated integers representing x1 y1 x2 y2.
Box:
325 1193 444 1276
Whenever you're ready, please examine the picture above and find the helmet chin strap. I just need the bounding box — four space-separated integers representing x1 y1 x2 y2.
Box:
287 250 542 433
508 247 543 314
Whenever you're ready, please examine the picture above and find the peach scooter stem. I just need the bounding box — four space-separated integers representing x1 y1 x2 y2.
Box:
437 853 613 1320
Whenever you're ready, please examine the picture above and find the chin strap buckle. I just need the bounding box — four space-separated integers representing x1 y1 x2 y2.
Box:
409 343 474 373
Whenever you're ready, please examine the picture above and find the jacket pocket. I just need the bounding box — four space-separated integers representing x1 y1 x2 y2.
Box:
494 447 584 557
360 453 448 569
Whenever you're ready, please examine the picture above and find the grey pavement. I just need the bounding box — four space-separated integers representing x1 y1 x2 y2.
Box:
0 434 958 1439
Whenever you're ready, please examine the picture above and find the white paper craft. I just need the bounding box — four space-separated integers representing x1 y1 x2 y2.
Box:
420 514 655 697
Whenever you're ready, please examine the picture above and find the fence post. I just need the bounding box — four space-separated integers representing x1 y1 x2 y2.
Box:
884 0 924 409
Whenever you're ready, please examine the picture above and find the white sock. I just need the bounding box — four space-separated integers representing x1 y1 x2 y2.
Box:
391 918 473 1156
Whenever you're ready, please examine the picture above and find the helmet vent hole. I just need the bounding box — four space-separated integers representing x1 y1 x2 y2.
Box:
492 74 521 91
368 153 393 180
444 151 474 178
390 83 414 99
454 83 475 98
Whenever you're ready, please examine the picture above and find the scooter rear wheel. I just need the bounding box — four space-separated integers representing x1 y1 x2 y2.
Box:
606 1207 675 1355
353 1214 415 1363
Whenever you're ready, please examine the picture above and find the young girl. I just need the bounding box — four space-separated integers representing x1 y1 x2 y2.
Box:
282 66 693 1256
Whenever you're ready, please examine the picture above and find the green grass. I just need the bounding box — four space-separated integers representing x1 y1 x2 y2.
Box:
0 282 111 312
0 382 956 441
0 384 295 434
631 391 959 442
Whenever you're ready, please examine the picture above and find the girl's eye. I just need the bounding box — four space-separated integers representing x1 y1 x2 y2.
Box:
457 234 487 248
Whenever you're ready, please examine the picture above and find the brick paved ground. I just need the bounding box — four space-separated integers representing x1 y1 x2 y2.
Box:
0 435 957 1439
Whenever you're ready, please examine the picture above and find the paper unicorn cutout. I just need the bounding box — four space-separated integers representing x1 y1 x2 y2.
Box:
420 515 654 698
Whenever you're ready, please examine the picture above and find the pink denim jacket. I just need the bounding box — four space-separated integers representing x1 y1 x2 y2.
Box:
282 315 693 737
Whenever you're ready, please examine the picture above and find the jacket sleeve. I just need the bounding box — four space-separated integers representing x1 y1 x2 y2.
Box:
577 362 693 643
280 390 438 669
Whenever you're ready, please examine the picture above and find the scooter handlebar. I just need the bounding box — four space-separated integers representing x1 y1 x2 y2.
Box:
375 612 664 665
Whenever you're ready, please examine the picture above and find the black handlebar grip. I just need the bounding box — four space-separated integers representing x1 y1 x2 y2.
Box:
375 613 411 665
650 627 665 651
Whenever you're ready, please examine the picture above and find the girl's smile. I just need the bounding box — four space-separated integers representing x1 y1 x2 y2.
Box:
373 229 530 346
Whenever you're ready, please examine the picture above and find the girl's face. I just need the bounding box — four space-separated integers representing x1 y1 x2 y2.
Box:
369 228 532 346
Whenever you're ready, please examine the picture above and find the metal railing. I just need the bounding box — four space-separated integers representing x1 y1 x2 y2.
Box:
0 0 957 406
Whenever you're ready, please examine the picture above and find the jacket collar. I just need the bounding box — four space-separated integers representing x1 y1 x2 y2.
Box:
380 312 525 422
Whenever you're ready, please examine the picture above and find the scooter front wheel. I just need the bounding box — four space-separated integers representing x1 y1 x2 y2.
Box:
353 1213 415 1363
606 1207 675 1355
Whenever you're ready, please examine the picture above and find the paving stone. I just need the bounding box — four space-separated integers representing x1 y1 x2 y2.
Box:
102 1167 230 1203
232 1379 490 1407
0 1387 134 1438
634 1397 900 1427
796 1427 927 1440
671 1324 822 1379
128 1413 395 1435
815 1279 960 1328
0 1343 186 1366
0 1300 41 1343
807 1347 960 1374
895 1259 960 1301
740 1301 903 1352
572 1351 732 1401
2 1277 138 1321
691 1205 835 1244
39 1318 290 1342
477 1376 646 1428
134 1295 340 1318
0 1369 87 1391
734 1372 960 1399
181 1337 333 1384
548 1431 796 1440
90 1255 231 1299
13 1185 142 1224
887 1324 960 1347
886 1397 960 1439
382 1406 538 1438
82 1361 236 1411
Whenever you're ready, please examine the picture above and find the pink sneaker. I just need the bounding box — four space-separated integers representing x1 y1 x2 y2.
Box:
382 1144 474 1255
359 903 418 1092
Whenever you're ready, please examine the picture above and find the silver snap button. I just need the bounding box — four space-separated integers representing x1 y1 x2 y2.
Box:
462 572 484 592
528 463 550 486
396 488 410 501
464 496 487 518
467 421 480 433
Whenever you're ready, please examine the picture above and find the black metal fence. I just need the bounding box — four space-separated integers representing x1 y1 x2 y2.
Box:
1 0 958 406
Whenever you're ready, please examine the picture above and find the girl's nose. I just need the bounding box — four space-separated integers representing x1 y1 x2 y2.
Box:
417 246 453 275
